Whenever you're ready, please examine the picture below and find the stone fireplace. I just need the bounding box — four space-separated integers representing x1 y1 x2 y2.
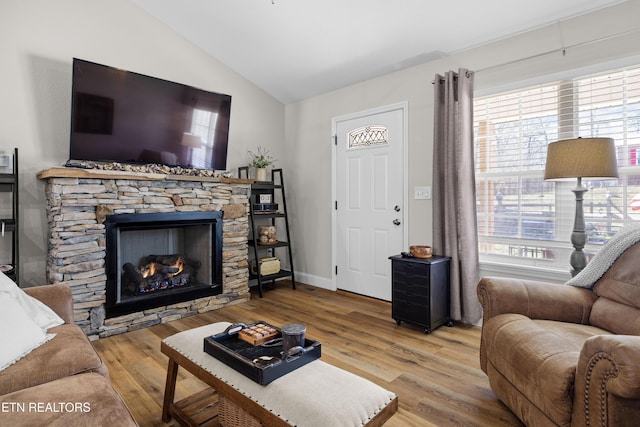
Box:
38 167 252 339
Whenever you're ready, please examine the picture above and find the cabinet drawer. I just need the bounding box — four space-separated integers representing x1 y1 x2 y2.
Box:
392 279 429 297
392 262 430 282
393 299 429 325
393 289 429 307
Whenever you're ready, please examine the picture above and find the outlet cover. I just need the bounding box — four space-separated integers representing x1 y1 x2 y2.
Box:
414 186 431 200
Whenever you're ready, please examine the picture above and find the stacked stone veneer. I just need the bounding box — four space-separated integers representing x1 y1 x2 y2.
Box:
40 169 251 340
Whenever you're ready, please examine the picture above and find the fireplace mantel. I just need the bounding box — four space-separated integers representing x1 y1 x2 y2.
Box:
38 167 252 339
38 166 253 184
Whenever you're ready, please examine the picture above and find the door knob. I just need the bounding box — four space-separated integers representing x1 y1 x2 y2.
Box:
393 219 401 225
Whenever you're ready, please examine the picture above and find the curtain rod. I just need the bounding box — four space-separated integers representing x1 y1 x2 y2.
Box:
432 70 472 85
431 26 640 84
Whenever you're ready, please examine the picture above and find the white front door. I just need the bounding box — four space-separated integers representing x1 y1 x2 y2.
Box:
333 103 407 301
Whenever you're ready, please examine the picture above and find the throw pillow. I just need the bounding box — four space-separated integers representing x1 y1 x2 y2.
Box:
0 292 55 372
0 271 64 330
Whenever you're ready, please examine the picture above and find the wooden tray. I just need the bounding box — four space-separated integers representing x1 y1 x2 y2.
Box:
203 321 321 385
237 322 279 345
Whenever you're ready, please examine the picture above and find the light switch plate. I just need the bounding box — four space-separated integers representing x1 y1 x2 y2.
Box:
414 186 431 200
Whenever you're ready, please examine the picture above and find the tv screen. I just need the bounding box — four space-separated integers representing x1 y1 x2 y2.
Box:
69 58 231 170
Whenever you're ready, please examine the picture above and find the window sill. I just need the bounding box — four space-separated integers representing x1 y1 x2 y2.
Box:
479 260 572 284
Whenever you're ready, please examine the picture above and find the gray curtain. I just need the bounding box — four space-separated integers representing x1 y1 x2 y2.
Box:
432 69 482 324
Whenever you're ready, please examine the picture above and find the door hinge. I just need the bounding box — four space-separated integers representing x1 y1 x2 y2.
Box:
333 135 337 146
335 265 338 275
335 201 338 210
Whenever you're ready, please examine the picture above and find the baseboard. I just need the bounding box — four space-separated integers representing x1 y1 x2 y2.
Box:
294 272 335 291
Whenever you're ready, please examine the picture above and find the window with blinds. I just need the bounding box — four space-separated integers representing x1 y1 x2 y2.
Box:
474 65 640 270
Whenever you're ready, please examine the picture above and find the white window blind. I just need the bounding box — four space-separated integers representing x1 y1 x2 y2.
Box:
474 65 640 270
190 109 219 168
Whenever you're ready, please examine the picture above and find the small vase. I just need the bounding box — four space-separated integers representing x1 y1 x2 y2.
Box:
255 167 268 181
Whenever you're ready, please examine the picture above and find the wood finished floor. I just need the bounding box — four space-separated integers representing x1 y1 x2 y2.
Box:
93 282 523 427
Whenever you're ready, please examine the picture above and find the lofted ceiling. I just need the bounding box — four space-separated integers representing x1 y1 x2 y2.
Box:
132 0 626 103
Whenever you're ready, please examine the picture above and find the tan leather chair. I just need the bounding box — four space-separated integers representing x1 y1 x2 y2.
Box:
477 242 640 427
0 284 138 426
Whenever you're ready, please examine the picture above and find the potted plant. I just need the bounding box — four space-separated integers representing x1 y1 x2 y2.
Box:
248 146 276 181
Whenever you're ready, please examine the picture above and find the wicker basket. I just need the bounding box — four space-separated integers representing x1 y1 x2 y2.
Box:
218 396 262 427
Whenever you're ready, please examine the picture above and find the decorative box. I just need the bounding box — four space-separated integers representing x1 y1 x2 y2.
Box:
251 257 281 276
253 203 278 212
238 322 279 346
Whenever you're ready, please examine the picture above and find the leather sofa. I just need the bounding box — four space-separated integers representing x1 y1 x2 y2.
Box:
0 284 138 426
477 242 640 426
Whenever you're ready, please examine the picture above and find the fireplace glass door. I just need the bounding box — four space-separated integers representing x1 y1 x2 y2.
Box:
105 211 223 318
117 223 213 300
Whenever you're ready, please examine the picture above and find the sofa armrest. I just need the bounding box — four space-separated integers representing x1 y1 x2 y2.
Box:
572 335 640 426
24 284 74 324
477 276 596 324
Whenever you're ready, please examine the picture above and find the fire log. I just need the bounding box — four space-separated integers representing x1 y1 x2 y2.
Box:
123 262 144 293
122 253 202 295
147 254 201 269
139 262 180 279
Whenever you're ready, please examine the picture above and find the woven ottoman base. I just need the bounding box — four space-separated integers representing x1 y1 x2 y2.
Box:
219 396 262 427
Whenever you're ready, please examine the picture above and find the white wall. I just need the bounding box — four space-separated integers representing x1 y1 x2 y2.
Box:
284 0 640 287
0 0 285 285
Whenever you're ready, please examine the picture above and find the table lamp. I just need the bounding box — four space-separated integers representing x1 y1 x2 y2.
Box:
544 137 618 276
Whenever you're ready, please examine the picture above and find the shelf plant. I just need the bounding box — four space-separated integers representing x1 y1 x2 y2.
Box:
248 147 276 181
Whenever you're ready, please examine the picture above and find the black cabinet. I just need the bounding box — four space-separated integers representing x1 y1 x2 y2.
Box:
389 254 452 334
239 168 295 297
0 148 18 283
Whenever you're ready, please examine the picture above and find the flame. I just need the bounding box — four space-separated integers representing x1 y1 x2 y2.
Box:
140 263 155 279
140 256 184 279
170 257 184 276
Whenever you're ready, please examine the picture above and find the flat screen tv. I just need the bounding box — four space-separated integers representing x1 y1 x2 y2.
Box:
69 58 231 170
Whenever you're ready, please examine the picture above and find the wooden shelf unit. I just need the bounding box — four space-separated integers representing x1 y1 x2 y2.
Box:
239 167 295 297
0 148 19 283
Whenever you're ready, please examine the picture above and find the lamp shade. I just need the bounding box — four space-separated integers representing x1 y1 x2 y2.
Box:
181 133 202 148
544 137 618 180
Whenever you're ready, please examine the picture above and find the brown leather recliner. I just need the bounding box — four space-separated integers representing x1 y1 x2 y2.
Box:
477 242 640 427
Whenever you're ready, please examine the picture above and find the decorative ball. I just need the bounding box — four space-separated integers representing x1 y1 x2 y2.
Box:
258 226 277 243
